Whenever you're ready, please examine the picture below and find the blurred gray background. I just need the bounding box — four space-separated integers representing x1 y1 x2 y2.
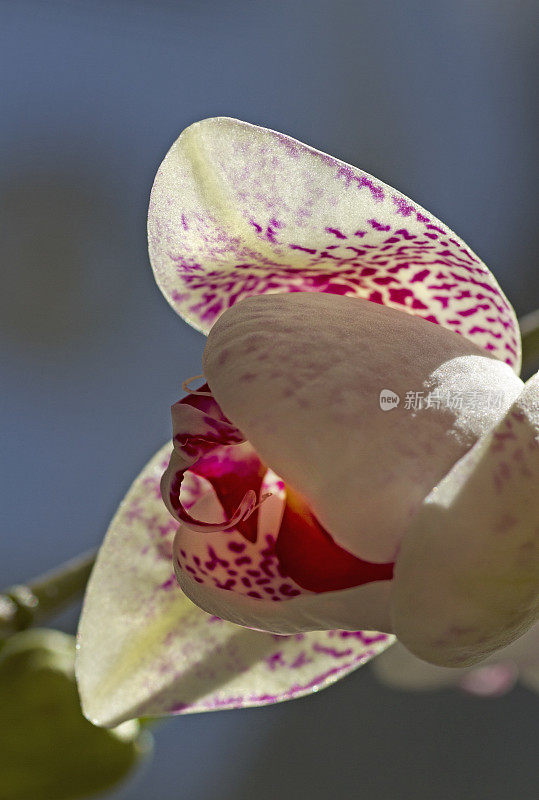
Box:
1 1 538 798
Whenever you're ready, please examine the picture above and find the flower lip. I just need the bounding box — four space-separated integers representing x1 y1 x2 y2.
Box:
166 378 395 608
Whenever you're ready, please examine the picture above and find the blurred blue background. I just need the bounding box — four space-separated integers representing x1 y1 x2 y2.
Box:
1 1 537 798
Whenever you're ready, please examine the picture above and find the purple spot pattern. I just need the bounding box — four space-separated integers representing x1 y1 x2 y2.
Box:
174 467 309 601
175 523 304 601
488 401 539 495
148 120 519 369
164 225 518 367
165 628 391 715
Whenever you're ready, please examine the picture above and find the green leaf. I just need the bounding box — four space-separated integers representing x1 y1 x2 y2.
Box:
0 629 152 800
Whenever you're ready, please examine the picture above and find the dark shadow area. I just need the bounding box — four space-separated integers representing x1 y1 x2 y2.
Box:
219 668 539 800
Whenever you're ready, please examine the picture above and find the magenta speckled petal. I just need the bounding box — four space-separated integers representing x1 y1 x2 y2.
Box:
148 117 520 370
392 372 539 668
76 444 393 727
172 462 308 602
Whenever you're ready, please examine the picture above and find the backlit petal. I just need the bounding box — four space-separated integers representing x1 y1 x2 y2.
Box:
391 373 539 667
203 293 523 563
76 445 392 727
148 117 519 369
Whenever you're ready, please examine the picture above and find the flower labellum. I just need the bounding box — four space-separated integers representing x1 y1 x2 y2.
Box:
77 118 537 725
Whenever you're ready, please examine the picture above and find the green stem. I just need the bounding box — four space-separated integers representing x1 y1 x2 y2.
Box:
520 309 539 375
0 550 96 638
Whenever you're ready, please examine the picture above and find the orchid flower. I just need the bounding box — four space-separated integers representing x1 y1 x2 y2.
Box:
77 118 538 726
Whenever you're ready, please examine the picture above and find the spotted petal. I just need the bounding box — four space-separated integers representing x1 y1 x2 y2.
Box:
148 117 520 370
391 373 539 667
76 444 393 727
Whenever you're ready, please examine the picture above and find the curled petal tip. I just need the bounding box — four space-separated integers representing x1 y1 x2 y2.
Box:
161 381 260 533
181 374 213 396
162 462 258 534
170 488 271 536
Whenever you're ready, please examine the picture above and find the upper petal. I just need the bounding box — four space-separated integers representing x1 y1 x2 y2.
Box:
148 117 520 370
391 373 539 667
76 444 392 727
203 293 523 563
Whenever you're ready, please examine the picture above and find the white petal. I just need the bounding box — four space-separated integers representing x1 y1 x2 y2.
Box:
203 293 523 563
392 373 539 667
76 445 392 727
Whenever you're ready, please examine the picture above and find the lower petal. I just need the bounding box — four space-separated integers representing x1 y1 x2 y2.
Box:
77 444 392 727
